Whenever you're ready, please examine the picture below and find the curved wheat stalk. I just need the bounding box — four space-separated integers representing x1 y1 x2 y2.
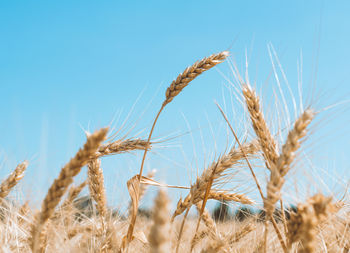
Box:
124 51 229 247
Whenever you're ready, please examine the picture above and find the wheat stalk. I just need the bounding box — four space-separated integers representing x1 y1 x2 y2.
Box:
0 161 28 199
30 127 108 252
124 51 229 246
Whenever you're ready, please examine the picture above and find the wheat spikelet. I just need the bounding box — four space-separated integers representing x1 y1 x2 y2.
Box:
65 180 87 205
30 127 108 252
190 230 208 251
163 51 229 106
195 202 217 232
278 109 314 177
264 109 314 217
87 159 107 218
148 189 171 253
242 85 278 170
92 138 151 159
172 141 257 220
191 202 220 252
227 223 256 245
287 194 333 253
0 161 28 199
208 191 254 204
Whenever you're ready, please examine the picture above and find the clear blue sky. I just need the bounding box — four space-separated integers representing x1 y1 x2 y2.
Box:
1 1 349 211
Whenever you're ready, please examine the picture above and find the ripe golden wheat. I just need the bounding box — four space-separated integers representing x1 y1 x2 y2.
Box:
0 51 348 253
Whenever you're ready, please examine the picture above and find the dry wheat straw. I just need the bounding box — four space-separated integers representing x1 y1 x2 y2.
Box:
128 170 156 217
148 190 171 253
88 159 107 218
125 51 229 246
30 127 108 252
0 161 28 199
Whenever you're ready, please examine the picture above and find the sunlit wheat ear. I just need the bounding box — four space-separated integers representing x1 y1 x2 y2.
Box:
226 223 256 246
124 51 229 246
148 189 171 253
190 202 220 252
163 51 229 106
208 191 254 204
30 127 108 252
0 161 28 199
87 158 107 218
242 84 279 170
172 141 258 221
287 194 333 253
63 180 87 207
92 138 151 159
264 109 315 218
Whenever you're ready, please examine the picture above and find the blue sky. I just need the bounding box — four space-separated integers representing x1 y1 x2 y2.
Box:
1 1 350 211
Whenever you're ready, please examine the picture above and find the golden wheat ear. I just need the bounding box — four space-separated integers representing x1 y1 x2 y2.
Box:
287 194 334 253
87 158 107 218
0 161 28 199
148 189 171 253
30 127 108 252
163 51 229 106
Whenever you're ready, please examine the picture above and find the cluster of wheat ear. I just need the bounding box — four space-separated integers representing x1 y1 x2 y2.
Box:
0 51 348 253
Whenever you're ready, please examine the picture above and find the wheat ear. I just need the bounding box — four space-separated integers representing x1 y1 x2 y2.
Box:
30 127 108 252
124 51 229 246
92 138 151 159
264 109 314 217
287 194 333 253
64 180 88 207
227 223 256 245
0 161 28 199
172 141 257 220
242 84 279 170
190 202 220 252
148 189 171 253
88 159 107 218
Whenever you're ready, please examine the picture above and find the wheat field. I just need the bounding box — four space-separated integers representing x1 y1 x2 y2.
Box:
0 51 349 253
